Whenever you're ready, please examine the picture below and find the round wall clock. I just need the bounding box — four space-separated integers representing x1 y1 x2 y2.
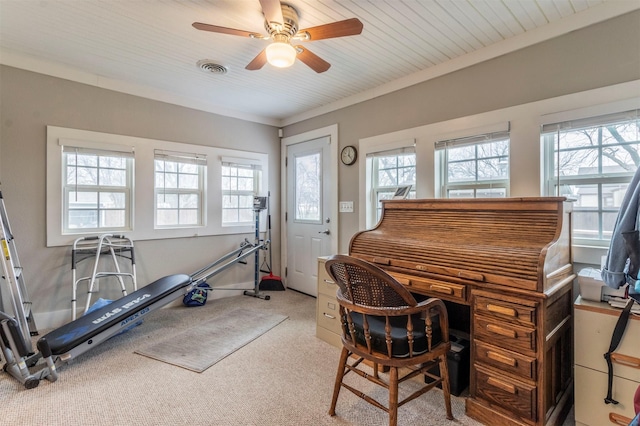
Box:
340 145 358 166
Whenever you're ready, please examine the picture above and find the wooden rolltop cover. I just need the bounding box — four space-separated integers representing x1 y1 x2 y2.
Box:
349 197 573 294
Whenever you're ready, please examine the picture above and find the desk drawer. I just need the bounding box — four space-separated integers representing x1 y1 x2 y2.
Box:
474 315 536 354
389 272 466 304
317 293 342 335
474 364 537 421
474 291 537 327
474 340 536 380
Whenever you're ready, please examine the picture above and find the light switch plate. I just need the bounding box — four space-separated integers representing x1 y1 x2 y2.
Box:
339 201 354 213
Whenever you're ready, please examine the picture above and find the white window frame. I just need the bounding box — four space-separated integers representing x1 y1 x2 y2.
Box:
359 139 416 229
154 150 207 229
357 83 639 264
62 146 134 234
542 108 639 248
436 129 510 199
46 126 268 247
221 158 262 226
368 148 416 224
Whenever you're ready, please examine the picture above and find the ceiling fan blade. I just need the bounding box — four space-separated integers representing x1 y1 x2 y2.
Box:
295 46 331 73
245 49 268 71
298 18 363 41
259 0 284 26
192 22 257 38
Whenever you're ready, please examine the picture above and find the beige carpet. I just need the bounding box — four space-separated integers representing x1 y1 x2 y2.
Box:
1 289 573 425
135 308 288 372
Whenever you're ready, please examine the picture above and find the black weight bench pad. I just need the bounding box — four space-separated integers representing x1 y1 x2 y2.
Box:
38 274 191 356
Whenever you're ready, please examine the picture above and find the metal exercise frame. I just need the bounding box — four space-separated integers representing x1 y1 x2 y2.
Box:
0 197 270 389
192 196 270 300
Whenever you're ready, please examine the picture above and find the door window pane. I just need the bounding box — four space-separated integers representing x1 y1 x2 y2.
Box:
295 152 321 222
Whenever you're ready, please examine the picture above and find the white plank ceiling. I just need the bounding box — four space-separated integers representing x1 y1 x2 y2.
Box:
0 0 637 125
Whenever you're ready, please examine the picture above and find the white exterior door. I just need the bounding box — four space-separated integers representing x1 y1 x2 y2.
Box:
285 135 333 296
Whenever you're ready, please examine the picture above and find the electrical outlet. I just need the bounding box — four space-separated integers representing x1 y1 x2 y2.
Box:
339 201 354 213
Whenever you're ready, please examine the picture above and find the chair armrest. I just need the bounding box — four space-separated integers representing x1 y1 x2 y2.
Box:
416 298 450 343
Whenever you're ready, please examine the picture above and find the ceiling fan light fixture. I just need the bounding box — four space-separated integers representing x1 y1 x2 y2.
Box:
266 42 296 68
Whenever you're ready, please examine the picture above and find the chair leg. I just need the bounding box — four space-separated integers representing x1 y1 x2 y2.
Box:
329 346 350 416
389 366 399 426
438 354 454 420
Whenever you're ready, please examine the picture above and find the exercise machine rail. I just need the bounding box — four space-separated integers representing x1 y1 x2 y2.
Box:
0 198 271 388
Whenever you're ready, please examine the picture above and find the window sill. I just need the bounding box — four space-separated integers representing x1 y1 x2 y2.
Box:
573 244 608 267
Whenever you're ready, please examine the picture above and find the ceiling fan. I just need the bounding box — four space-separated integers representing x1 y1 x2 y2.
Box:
192 0 363 73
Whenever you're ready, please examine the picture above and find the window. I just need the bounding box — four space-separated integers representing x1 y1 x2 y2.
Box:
62 146 134 233
221 160 262 225
436 130 510 198
369 149 416 222
294 151 322 222
542 109 639 246
48 126 269 246
154 150 206 228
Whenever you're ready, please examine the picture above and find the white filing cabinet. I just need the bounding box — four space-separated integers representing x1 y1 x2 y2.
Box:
316 256 342 348
574 296 640 426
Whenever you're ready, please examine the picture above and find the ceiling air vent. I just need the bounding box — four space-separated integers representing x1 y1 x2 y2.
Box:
197 60 228 75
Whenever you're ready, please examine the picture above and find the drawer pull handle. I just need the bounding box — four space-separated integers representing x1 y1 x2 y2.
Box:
372 257 391 265
429 284 453 295
487 377 517 394
611 353 640 369
323 279 335 284
487 351 517 367
395 277 411 285
323 313 336 319
609 413 632 425
458 270 484 281
487 304 517 317
486 324 517 338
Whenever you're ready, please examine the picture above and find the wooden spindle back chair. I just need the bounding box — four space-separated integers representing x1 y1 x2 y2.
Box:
325 254 453 426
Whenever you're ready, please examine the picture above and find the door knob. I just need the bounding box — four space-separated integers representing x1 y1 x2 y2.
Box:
318 229 330 235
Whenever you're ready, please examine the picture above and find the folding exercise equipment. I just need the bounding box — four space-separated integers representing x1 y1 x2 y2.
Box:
71 234 137 320
0 196 271 388
0 192 38 341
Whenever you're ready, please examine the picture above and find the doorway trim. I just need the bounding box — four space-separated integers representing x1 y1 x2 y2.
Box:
281 124 339 287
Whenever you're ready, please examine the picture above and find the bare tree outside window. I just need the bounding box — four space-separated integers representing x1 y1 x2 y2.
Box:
64 151 131 231
448 140 509 183
155 156 204 228
222 163 259 225
545 114 639 243
440 136 510 199
373 153 416 222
